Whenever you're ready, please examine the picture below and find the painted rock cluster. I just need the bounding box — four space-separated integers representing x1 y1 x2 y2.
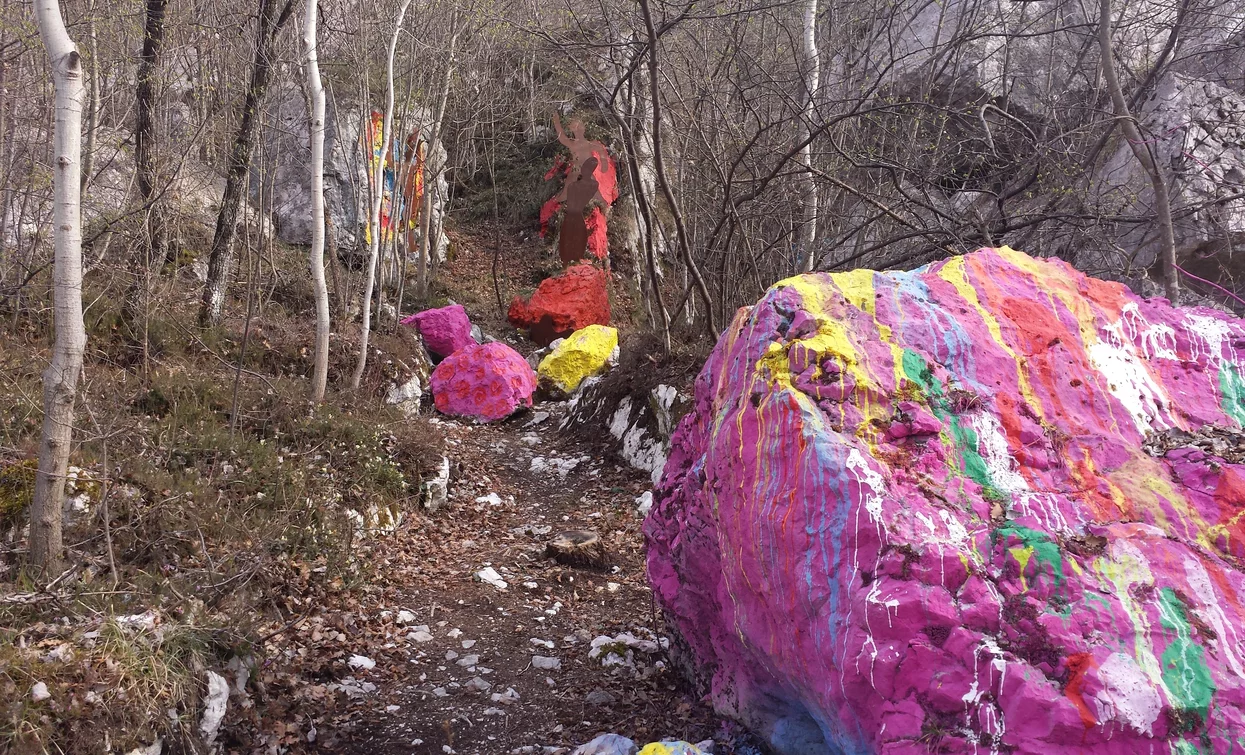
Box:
508 263 611 346
401 303 476 358
538 324 618 394
430 342 536 422
571 734 708 755
645 247 1245 754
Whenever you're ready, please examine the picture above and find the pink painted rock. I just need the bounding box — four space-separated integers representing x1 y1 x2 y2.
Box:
430 342 536 422
401 304 475 358
646 247 1245 754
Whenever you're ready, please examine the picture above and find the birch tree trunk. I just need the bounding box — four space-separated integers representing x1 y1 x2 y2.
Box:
304 0 329 403
416 25 459 301
798 0 821 272
1098 0 1178 303
198 0 295 326
31 0 87 575
351 0 412 390
626 38 665 273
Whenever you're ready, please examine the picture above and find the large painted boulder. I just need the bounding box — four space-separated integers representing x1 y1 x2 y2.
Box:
646 247 1245 754
508 263 611 346
538 324 618 394
430 342 536 422
401 304 475 358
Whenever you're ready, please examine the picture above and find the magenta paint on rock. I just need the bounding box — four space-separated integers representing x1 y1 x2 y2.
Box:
430 341 536 423
402 303 476 358
645 247 1245 754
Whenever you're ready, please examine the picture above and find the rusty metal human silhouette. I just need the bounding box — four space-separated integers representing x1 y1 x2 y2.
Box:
558 156 600 265
553 114 609 192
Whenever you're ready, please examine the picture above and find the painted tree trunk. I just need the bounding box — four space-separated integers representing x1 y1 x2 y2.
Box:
351 0 413 389
31 0 87 574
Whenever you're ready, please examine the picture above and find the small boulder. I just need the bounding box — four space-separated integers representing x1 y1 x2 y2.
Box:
538 324 618 394
385 337 434 416
508 263 610 346
431 342 537 422
421 456 450 512
573 734 637 755
401 304 476 358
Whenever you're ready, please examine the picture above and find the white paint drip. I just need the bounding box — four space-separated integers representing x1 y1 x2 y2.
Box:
962 636 1007 754
1101 540 1169 697
1087 329 1170 432
865 581 901 628
846 447 887 529
1185 313 1233 365
1121 302 1178 361
938 510 969 548
971 413 1030 495
1186 312 1242 397
608 396 668 484
972 414 1073 533
608 398 633 439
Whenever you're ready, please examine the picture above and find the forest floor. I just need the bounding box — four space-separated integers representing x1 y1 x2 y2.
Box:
0 221 723 754
314 406 719 754
314 226 720 754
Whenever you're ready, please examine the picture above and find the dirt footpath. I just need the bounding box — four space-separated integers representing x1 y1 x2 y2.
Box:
317 401 719 754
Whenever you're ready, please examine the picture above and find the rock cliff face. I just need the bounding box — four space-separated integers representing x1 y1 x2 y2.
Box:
254 85 450 254
1091 74 1245 282
646 247 1245 754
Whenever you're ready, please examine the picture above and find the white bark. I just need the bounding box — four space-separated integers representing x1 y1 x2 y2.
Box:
628 48 665 271
31 0 87 574
417 25 459 300
351 0 412 390
798 0 821 272
304 0 329 402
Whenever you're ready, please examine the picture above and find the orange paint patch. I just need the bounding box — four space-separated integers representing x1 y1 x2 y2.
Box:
1081 276 1127 318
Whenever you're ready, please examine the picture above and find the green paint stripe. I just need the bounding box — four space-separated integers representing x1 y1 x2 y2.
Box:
1157 587 1217 720
994 524 1065 587
1220 364 1245 426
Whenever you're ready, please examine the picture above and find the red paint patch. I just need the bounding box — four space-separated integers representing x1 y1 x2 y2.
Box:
1064 652 1098 728
1081 276 1127 318
507 263 611 346
586 207 608 260
1000 296 1066 357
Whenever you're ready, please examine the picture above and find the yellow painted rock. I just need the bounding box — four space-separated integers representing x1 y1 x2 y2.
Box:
637 743 707 755
537 324 618 393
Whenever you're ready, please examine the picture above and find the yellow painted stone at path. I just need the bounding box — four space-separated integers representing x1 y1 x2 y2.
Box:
637 743 708 755
538 324 619 393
